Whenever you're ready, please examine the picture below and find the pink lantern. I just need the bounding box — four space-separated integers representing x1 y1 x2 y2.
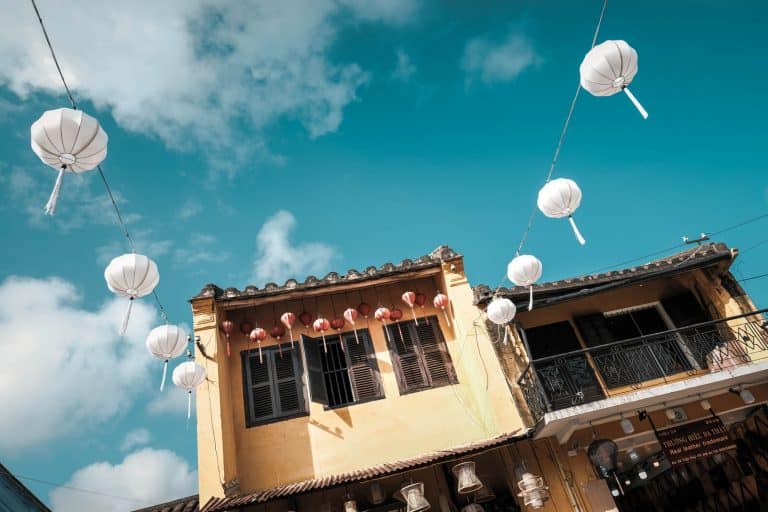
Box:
402 291 419 325
270 324 286 357
249 327 268 363
433 293 451 327
313 317 331 352
343 307 360 344
375 307 392 343
280 312 296 348
221 320 234 358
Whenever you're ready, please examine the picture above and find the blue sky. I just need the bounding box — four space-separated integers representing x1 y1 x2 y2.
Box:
1 0 767 509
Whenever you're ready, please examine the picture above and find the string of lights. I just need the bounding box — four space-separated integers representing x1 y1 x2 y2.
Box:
28 0 170 323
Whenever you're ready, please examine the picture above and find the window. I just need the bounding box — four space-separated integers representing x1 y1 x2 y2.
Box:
303 330 383 408
242 346 307 427
385 315 457 394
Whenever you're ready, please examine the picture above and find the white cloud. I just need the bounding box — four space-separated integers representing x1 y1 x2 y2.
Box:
177 199 202 220
0 276 157 452
50 448 197 512
461 32 538 84
173 233 230 266
392 49 417 81
252 210 337 285
120 429 151 452
146 386 196 416
96 228 174 266
1 1 417 169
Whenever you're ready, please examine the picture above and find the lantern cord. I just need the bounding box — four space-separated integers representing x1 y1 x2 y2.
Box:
512 0 608 259
28 0 78 109
44 167 65 215
28 0 173 325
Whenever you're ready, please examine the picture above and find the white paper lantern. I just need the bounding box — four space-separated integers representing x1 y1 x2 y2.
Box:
486 298 516 345
104 253 160 335
146 325 189 392
507 255 543 311
30 108 108 215
537 178 586 246
172 361 206 419
580 40 648 119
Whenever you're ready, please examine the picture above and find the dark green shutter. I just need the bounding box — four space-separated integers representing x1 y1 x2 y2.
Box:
242 347 306 426
343 330 383 402
242 349 276 424
274 347 303 415
412 320 456 386
302 336 329 405
386 322 429 392
386 315 455 393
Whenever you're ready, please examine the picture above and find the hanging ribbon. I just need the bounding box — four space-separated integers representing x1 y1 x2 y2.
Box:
288 327 294 349
322 334 327 353
44 166 65 215
442 309 451 327
568 215 586 245
528 286 534 311
119 297 134 336
409 305 419 326
623 87 648 119
160 359 168 392
187 390 192 420
502 325 509 346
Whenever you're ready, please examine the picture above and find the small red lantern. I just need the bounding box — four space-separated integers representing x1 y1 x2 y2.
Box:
240 321 254 335
357 302 372 319
270 324 286 357
402 291 419 325
221 320 234 357
331 317 346 351
415 293 428 325
375 307 392 343
280 312 296 348
313 317 331 352
299 311 314 328
390 308 404 339
433 293 451 327
249 327 268 363
343 307 360 344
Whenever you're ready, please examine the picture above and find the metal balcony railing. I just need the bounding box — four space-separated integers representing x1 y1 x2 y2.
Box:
517 309 768 422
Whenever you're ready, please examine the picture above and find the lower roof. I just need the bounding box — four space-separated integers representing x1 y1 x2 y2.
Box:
201 429 527 512
132 495 199 512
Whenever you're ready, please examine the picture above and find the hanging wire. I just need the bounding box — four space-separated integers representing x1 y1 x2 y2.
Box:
29 0 171 323
513 0 608 258
14 473 142 503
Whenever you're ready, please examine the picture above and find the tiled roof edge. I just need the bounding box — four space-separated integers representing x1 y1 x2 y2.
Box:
191 245 461 303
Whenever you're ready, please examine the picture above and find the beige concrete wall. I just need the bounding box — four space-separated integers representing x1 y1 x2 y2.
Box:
192 266 525 505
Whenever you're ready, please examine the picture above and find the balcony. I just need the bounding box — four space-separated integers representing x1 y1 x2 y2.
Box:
518 309 768 423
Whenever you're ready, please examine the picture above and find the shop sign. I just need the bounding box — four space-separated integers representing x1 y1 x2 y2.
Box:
656 416 735 465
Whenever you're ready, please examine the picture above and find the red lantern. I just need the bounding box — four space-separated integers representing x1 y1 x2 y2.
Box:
221 320 234 357
375 307 392 343
331 317 346 351
415 293 428 325
343 307 360 344
299 311 314 328
240 321 254 335
249 327 268 363
313 317 331 352
270 324 286 358
357 302 372 318
402 291 419 325
433 293 451 327
390 308 404 339
280 312 296 348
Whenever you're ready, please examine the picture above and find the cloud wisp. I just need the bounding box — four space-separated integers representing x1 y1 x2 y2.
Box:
461 31 539 84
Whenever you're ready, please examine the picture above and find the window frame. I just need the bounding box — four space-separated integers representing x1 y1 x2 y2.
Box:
242 345 309 428
385 315 458 395
301 329 385 410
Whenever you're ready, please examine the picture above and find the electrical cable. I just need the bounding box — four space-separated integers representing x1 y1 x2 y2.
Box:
14 474 142 503
29 0 170 322
738 273 768 283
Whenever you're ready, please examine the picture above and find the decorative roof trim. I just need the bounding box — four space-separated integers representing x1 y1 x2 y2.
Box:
200 429 528 512
473 242 735 307
131 495 199 512
191 245 461 303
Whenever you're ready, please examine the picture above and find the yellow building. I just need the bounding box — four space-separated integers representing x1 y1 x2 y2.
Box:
141 242 768 512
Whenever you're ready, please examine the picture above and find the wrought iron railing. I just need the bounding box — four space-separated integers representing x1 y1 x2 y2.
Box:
517 309 768 422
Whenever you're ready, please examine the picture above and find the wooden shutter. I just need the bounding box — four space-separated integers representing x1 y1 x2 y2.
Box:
412 319 456 386
343 330 383 402
302 336 329 405
386 323 429 393
242 349 276 424
273 347 303 415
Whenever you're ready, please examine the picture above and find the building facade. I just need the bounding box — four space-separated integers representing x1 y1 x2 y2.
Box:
155 242 768 512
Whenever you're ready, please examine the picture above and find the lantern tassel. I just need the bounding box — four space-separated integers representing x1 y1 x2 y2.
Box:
528 285 534 311
383 321 392 344
288 327 294 349
623 87 648 119
503 326 509 346
187 390 192 420
119 298 134 336
278 342 283 358
258 342 263 363
339 333 345 351
568 215 586 245
397 323 404 341
226 338 231 358
410 305 419 326
352 327 360 344
442 309 451 327
160 359 168 392
44 167 65 215
322 334 327 353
